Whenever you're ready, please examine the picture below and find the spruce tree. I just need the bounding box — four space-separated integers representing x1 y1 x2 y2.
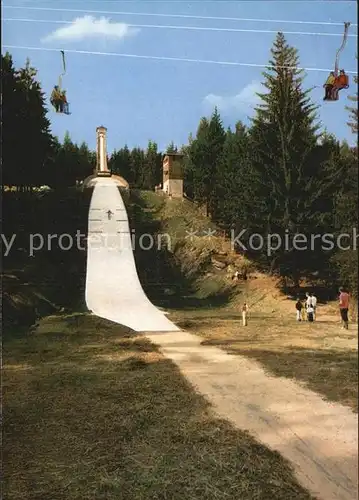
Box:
333 77 358 299
2 53 53 189
2 53 20 188
16 57 53 189
215 122 249 228
143 140 161 189
188 109 226 216
166 141 178 154
184 120 208 201
130 147 146 188
78 142 96 180
242 33 329 280
109 146 132 182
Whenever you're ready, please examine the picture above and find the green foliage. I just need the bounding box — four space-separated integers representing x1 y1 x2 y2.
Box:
166 141 178 154
214 122 250 227
2 53 53 189
346 58 358 135
186 108 226 215
3 44 357 296
332 147 358 297
333 64 358 298
46 133 95 189
109 141 163 190
130 147 146 188
1 53 95 190
143 140 162 189
230 34 337 281
109 145 132 182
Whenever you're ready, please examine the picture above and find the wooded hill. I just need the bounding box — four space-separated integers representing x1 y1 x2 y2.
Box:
2 33 357 297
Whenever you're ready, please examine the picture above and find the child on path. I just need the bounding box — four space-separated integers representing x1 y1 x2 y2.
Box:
242 302 249 326
307 304 314 322
301 304 306 321
295 298 303 321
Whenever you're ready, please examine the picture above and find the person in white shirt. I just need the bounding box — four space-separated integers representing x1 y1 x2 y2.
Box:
242 302 249 326
307 304 314 322
308 292 317 320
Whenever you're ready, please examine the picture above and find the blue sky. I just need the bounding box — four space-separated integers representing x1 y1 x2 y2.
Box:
3 0 358 152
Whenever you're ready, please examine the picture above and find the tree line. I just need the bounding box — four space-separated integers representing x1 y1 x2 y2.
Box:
2 32 357 294
2 52 168 191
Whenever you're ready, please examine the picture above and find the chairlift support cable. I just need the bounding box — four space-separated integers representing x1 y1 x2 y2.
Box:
2 17 358 38
2 5 358 27
3 44 358 74
58 50 66 89
334 22 350 75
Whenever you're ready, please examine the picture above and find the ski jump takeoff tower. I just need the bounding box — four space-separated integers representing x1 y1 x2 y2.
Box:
96 125 112 177
83 126 129 189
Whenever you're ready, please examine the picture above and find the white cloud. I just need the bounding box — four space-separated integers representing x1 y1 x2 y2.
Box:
42 15 139 42
203 81 266 114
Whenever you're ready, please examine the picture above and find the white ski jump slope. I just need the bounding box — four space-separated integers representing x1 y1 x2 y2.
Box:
85 178 180 332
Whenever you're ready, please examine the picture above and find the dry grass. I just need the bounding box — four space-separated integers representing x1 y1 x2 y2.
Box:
171 303 358 412
3 314 315 500
135 193 358 413
134 191 253 301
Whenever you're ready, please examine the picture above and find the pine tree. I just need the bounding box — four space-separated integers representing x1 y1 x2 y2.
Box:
166 141 178 154
54 132 79 188
16 57 53 188
143 141 162 189
78 141 96 180
2 53 20 188
333 78 358 299
242 33 330 280
109 146 132 182
184 121 208 201
130 147 146 188
47 132 95 188
2 53 53 189
188 109 226 216
215 122 249 228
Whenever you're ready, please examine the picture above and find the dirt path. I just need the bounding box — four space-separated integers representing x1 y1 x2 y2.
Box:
87 183 357 498
145 329 358 500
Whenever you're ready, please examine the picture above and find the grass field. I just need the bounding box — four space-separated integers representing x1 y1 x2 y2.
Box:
128 191 358 414
3 313 315 500
3 188 354 498
171 306 358 413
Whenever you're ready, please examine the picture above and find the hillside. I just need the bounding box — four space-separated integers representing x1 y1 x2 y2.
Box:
126 189 354 320
126 189 254 306
3 186 356 330
124 191 358 412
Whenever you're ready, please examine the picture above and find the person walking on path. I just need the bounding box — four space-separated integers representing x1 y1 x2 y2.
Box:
295 298 303 321
301 305 306 321
308 292 317 320
307 304 314 322
242 302 249 326
339 287 350 329
301 298 306 321
304 292 310 319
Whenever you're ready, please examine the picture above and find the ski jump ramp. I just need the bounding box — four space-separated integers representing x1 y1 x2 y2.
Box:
85 178 180 332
